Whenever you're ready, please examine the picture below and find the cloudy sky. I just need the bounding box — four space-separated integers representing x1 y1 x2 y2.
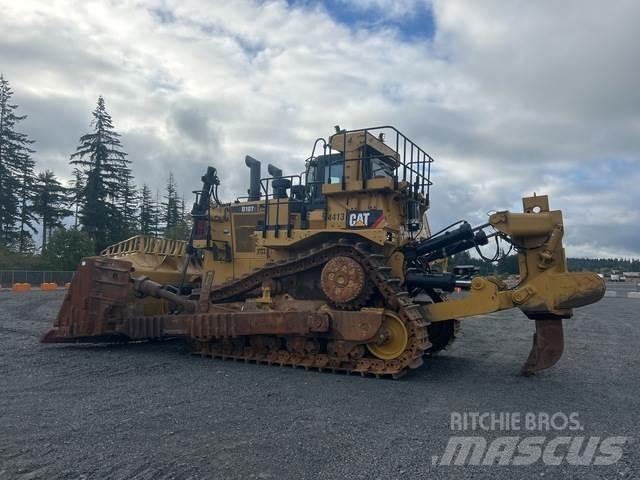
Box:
2 0 639 257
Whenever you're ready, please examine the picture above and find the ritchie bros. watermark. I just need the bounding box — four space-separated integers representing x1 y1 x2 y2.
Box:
432 411 632 466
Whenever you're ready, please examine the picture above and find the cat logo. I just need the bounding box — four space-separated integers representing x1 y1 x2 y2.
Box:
347 209 384 229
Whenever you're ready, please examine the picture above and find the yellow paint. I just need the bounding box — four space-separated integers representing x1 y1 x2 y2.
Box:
366 311 408 360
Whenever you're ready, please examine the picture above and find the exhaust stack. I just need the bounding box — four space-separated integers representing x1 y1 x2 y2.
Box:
267 163 283 177
245 155 261 201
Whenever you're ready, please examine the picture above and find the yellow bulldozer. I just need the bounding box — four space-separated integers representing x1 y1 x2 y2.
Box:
42 126 605 378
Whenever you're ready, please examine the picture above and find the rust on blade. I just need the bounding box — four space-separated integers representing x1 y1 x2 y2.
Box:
521 318 564 376
40 257 132 343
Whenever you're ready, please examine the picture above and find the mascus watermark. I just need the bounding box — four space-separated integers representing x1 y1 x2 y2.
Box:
431 412 632 466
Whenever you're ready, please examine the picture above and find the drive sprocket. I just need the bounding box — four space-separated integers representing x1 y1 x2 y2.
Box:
320 255 372 309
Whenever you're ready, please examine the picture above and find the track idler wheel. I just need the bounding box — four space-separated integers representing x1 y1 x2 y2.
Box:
366 312 409 360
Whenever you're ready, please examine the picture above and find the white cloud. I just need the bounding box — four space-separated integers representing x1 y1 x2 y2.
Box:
0 0 638 256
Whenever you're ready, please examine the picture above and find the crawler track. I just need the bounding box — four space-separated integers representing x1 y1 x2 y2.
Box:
192 240 432 378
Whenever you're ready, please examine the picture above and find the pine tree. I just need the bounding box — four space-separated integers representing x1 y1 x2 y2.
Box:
178 193 191 239
33 170 72 251
164 191 191 241
68 167 84 228
43 228 95 271
116 169 138 238
0 74 36 250
16 154 37 253
70 96 130 251
139 184 158 236
162 172 180 233
154 189 161 237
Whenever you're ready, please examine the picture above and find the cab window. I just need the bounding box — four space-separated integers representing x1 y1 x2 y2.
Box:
325 161 343 184
369 156 395 179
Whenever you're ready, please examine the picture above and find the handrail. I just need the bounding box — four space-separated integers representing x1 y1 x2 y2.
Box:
101 235 188 257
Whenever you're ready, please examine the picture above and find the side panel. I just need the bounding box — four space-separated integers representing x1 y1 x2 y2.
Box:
229 207 268 279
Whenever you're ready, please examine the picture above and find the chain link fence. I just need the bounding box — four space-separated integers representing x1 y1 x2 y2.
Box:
0 271 74 286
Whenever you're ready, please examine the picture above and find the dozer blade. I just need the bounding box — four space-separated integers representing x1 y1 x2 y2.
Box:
520 318 564 376
41 257 132 343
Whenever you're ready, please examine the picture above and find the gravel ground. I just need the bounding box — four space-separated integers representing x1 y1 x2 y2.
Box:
1 286 638 479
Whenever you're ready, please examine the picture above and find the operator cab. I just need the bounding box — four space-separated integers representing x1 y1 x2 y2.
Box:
305 138 399 209
241 126 433 236
249 127 431 210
